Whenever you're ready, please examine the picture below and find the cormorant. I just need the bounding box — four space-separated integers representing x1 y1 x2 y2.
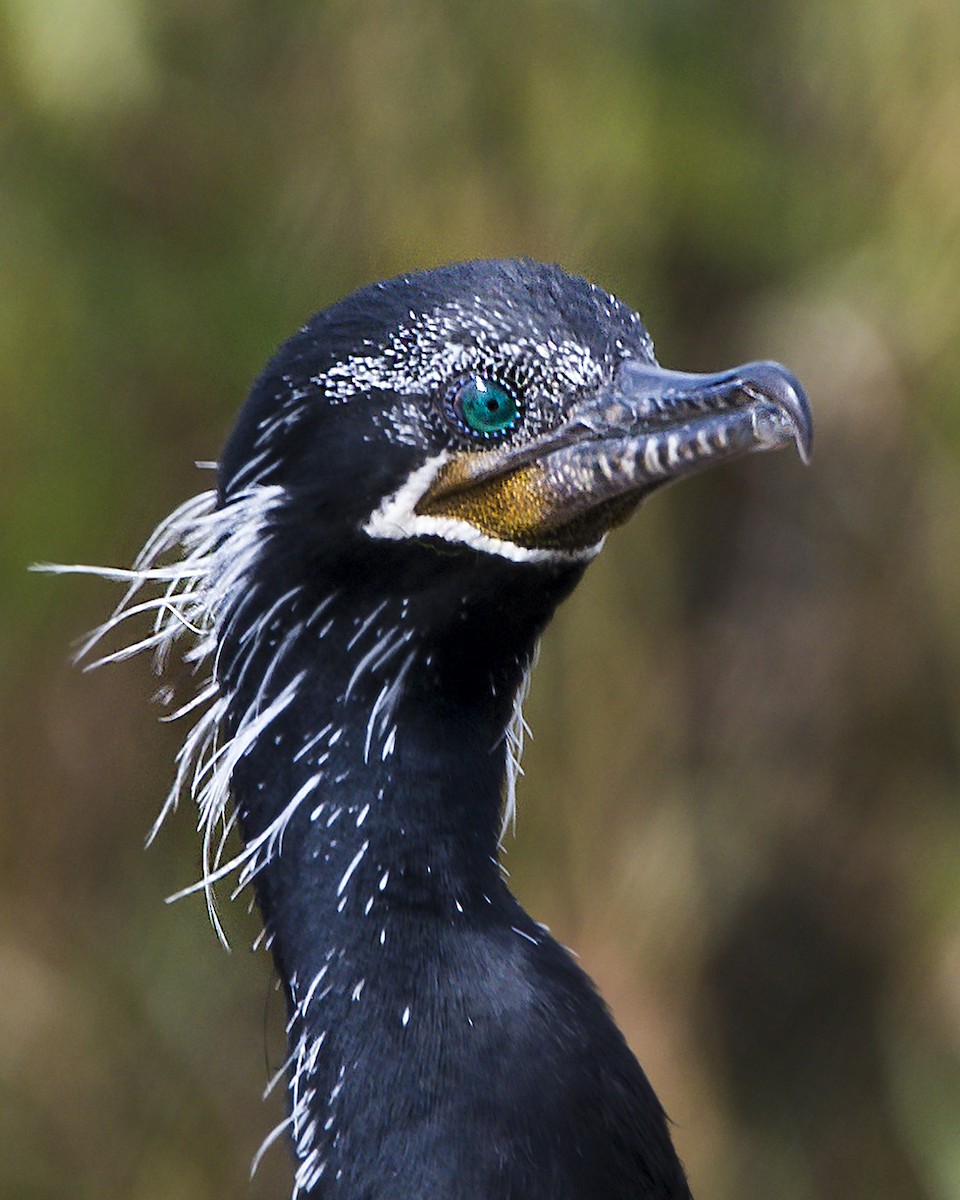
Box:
58 260 811 1198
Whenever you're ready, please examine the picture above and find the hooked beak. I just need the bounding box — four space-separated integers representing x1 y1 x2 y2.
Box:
418 357 812 553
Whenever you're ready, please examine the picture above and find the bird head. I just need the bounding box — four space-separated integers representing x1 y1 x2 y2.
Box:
217 258 810 657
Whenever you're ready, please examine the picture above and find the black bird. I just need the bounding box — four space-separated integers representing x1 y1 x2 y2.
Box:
64 260 810 1199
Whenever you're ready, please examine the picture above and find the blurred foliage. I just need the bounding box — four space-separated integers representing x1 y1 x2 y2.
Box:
2 1 959 1197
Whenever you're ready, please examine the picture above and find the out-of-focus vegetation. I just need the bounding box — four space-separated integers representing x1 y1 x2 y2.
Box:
3 1 959 1197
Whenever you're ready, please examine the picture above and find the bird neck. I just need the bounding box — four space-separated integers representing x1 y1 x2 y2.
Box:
211 566 689 1198
221 585 541 1191
219 550 578 955
235 643 521 970
227 586 527 905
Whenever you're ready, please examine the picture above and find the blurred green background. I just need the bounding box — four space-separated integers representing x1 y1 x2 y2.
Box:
3 1 959 1197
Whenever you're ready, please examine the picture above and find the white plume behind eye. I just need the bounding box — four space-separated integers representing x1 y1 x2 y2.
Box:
38 483 303 945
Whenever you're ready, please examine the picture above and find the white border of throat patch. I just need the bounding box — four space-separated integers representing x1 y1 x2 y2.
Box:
362 454 603 566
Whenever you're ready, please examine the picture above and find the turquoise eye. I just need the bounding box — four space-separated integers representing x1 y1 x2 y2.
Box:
453 376 520 438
